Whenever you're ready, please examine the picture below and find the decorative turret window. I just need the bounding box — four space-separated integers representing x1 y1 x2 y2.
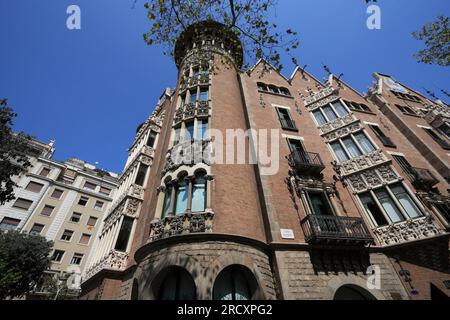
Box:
146 131 157 148
159 171 209 217
114 216 134 252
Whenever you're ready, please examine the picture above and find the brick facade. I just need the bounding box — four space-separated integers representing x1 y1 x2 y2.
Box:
81 21 450 300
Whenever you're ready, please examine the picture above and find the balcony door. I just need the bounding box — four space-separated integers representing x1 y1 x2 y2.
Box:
287 138 309 164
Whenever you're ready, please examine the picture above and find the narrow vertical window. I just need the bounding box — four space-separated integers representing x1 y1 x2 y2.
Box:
359 192 389 226
174 179 188 215
331 101 349 117
134 164 149 186
191 173 206 212
390 184 422 219
354 132 375 154
147 131 157 148
162 185 172 219
342 137 362 158
115 217 134 252
313 110 327 126
197 119 208 140
199 89 208 101
373 188 404 223
322 105 338 121
185 121 195 141
330 141 349 162
189 90 197 104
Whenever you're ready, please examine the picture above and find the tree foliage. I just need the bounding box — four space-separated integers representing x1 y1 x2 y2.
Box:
0 230 52 300
412 15 450 67
143 0 299 70
0 99 33 205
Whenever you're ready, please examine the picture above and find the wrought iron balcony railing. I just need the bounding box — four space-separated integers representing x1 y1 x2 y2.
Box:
301 215 373 245
289 150 325 176
406 167 439 190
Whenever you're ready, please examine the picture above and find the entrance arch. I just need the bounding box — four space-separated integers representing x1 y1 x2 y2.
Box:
152 266 196 300
213 265 259 300
334 285 377 300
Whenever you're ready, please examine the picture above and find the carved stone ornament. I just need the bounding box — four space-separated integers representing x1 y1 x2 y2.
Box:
373 215 443 246
148 211 214 242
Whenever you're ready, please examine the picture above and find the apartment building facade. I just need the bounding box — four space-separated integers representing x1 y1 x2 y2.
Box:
0 139 118 284
80 21 450 300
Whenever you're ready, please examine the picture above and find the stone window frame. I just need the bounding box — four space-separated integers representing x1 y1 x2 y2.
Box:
309 98 351 127
156 167 213 220
326 130 379 163
356 182 426 228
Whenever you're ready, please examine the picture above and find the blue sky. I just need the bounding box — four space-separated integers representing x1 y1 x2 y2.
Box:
0 0 449 174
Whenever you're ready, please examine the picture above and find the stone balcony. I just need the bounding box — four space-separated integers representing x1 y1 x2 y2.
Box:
319 113 359 136
174 101 210 124
149 211 214 242
84 249 129 280
373 215 444 246
339 150 390 177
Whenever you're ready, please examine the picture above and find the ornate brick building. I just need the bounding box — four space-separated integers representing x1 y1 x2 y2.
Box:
81 21 450 300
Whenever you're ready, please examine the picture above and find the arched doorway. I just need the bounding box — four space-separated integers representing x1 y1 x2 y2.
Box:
334 285 376 300
213 265 259 300
152 266 196 300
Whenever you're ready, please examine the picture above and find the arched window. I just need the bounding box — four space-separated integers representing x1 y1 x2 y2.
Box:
334 285 376 300
174 178 188 215
213 265 258 300
155 267 196 300
257 82 267 91
279 87 291 96
191 173 206 212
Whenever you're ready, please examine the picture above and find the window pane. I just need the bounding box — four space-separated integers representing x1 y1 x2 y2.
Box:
374 188 404 223
323 105 338 121
41 205 54 216
308 192 332 216
134 164 148 186
390 184 422 219
13 198 33 210
26 181 44 193
174 127 181 145
197 119 208 140
174 180 188 215
199 89 208 101
342 137 362 158
359 192 388 226
191 175 206 212
185 122 194 141
162 186 172 219
115 217 134 252
189 90 197 103
354 132 375 154
330 142 349 162
332 101 349 117
0 217 21 231
313 110 327 126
